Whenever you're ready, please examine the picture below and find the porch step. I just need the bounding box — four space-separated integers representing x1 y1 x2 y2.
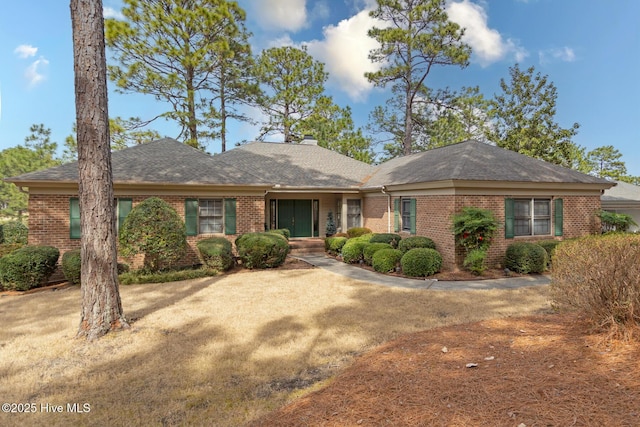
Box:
289 238 326 255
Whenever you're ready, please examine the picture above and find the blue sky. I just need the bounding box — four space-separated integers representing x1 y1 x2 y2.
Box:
0 0 638 175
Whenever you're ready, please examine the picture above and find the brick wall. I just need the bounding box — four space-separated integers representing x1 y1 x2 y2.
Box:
28 193 265 269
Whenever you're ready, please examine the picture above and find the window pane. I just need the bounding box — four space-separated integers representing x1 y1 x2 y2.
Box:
514 200 531 217
347 200 361 229
401 199 411 231
199 199 223 234
514 219 531 236
534 200 550 216
533 219 550 235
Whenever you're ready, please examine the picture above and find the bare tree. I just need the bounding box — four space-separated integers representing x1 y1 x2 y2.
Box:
71 0 128 340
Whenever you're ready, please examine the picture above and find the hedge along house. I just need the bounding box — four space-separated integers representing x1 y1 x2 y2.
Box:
6 137 613 270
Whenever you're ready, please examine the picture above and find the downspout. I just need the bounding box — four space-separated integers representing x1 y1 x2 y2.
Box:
380 186 391 233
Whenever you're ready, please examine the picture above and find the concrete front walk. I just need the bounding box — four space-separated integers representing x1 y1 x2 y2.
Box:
294 254 551 291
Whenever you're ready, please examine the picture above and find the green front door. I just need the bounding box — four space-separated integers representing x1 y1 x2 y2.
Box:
278 200 312 237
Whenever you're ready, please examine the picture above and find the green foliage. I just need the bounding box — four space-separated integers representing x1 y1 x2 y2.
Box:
268 228 290 240
550 234 640 337
118 197 187 272
504 242 548 274
341 240 368 264
463 249 487 276
255 45 327 143
346 227 372 238
587 145 628 180
196 237 234 272
369 233 402 248
363 242 393 266
372 248 403 273
536 240 562 267
61 249 82 285
325 236 348 255
119 267 217 285
325 211 337 236
598 210 638 233
366 0 470 155
397 236 436 253
0 124 60 219
0 221 28 244
0 243 23 258
401 248 442 277
0 245 59 291
451 207 498 252
235 232 289 269
487 64 580 168
106 0 255 149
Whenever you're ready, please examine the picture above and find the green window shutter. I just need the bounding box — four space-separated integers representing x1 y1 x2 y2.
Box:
504 198 514 239
410 198 417 235
185 199 198 236
224 198 236 235
554 198 564 236
117 198 132 232
70 198 81 239
393 198 400 232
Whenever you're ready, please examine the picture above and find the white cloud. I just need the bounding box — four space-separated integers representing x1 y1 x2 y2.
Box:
446 0 528 66
103 6 124 20
251 0 307 32
14 44 38 59
539 46 577 64
305 10 381 102
24 58 49 88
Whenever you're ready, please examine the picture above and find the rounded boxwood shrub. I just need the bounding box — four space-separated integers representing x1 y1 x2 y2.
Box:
397 236 436 253
504 242 548 274
363 242 393 265
372 248 403 273
341 240 368 264
61 249 82 285
0 245 59 291
401 248 442 277
346 227 372 238
0 221 28 245
369 233 402 248
536 240 562 266
235 232 289 269
0 243 23 258
119 197 187 272
268 228 290 240
325 236 348 255
196 237 234 272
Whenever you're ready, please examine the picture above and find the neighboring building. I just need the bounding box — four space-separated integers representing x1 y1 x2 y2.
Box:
601 180 640 232
6 138 614 270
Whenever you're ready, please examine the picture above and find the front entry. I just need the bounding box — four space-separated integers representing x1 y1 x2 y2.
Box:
278 200 312 237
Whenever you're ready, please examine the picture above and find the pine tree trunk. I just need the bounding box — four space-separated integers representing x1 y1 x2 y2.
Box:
71 0 128 340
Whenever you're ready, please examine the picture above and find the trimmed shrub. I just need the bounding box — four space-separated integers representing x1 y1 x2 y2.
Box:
325 211 337 236
341 240 368 264
196 237 234 272
463 249 487 275
372 248 403 273
0 243 23 258
119 197 187 272
401 248 442 277
61 249 82 285
119 267 218 285
0 245 59 291
537 240 562 267
325 236 348 255
268 228 290 240
451 207 498 252
397 236 436 253
597 210 637 233
550 234 640 338
346 227 372 238
0 221 28 245
369 233 402 248
363 242 393 265
504 242 548 274
235 232 289 269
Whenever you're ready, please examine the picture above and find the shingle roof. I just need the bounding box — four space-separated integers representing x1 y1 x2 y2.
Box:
362 140 612 188
7 138 374 189
602 181 640 203
215 141 375 188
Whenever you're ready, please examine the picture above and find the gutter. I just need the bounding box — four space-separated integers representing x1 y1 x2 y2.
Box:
380 185 391 233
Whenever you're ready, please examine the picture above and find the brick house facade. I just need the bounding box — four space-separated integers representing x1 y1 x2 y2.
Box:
7 138 613 272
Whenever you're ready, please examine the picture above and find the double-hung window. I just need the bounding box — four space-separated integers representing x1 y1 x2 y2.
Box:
199 199 223 234
394 198 417 234
69 198 132 239
506 198 563 238
185 198 236 236
346 199 361 229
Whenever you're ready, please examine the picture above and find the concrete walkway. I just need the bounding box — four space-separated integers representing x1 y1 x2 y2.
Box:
293 253 551 291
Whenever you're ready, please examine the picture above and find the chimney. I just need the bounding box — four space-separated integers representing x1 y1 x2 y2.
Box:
301 134 318 145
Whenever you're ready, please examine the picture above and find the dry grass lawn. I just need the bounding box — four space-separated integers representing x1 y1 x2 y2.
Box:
0 262 551 426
